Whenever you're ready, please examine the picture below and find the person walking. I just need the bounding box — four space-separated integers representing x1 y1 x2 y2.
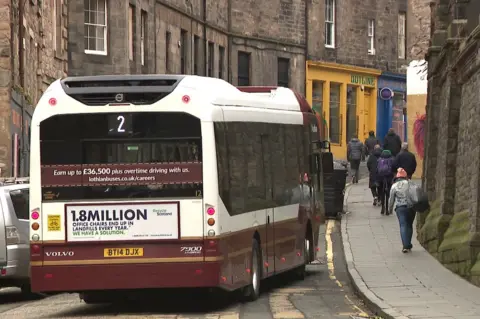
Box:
388 168 416 253
392 142 417 179
367 144 382 206
347 135 364 184
376 149 394 215
364 131 380 157
383 128 402 157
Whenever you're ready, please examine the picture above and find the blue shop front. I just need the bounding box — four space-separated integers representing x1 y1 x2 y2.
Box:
376 72 407 143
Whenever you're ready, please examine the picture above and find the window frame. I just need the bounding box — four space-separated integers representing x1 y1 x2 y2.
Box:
325 0 335 48
368 19 375 55
180 30 187 74
128 4 134 61
398 12 406 59
84 0 108 56
140 10 147 66
218 46 225 79
207 42 214 77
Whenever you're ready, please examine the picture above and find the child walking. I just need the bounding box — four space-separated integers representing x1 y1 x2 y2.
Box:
388 168 416 253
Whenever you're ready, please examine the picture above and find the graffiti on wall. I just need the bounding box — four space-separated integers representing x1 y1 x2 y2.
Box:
413 113 426 158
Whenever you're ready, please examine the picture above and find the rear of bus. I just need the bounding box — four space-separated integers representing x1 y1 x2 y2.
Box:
29 75 221 293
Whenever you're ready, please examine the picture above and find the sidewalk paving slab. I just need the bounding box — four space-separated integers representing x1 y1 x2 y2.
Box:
341 179 480 319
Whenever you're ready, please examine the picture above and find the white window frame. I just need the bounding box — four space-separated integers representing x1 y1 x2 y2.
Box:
140 12 145 65
84 0 108 56
325 0 335 48
368 19 375 55
398 13 406 59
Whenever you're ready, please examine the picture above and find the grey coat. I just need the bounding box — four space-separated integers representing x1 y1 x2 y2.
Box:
347 138 364 161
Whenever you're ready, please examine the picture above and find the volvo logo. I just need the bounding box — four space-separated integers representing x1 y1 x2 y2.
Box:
45 251 74 257
115 94 124 102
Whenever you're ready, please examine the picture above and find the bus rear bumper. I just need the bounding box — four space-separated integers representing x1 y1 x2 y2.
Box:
31 262 222 292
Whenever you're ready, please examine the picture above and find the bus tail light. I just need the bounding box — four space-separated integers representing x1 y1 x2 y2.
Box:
31 234 40 242
206 207 215 215
6 226 20 245
207 230 215 237
207 218 215 226
31 223 40 231
31 211 39 220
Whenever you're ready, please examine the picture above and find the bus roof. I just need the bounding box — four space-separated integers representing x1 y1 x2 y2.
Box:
53 75 309 113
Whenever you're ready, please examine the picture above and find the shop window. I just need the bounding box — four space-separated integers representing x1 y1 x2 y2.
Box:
312 81 323 114
346 85 357 143
329 83 341 144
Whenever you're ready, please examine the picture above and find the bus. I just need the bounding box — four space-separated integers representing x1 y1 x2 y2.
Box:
29 75 333 303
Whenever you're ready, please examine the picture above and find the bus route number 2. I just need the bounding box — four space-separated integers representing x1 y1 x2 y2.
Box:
108 114 131 135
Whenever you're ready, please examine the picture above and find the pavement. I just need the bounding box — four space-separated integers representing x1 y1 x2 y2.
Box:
342 179 480 319
0 221 373 318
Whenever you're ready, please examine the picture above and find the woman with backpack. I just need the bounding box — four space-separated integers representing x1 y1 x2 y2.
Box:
388 168 416 253
376 149 395 215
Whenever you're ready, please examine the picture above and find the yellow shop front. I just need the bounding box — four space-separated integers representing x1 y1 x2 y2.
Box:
306 61 381 160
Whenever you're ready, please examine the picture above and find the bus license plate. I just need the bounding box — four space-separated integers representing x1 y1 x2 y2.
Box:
104 248 143 257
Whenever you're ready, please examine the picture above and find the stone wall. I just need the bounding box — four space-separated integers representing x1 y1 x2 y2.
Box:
418 0 480 285
0 0 67 176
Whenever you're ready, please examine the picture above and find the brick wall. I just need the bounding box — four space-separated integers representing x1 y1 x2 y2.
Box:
0 0 67 176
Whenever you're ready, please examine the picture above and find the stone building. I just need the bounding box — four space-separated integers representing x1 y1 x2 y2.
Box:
0 0 68 177
418 0 480 286
306 0 408 159
68 0 307 93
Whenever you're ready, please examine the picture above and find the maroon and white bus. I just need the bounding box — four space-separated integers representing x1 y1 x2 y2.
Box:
29 75 332 302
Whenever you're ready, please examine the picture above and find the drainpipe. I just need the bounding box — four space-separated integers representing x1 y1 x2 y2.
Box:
227 0 232 82
19 0 24 87
203 0 207 76
304 0 309 96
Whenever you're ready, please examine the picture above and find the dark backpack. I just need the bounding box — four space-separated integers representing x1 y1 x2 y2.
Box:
377 158 392 177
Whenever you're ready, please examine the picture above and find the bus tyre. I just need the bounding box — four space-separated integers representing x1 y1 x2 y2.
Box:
242 239 261 302
81 292 109 304
20 283 32 296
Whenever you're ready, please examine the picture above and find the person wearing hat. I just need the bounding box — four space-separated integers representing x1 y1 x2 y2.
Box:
388 168 416 253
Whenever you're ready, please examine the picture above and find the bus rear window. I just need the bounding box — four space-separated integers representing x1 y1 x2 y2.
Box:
39 112 202 201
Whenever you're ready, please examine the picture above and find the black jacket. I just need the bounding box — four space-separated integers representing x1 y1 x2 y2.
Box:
364 136 380 155
392 150 417 177
383 132 402 156
367 148 382 187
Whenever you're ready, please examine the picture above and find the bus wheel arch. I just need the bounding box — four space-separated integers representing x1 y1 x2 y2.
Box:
242 233 262 301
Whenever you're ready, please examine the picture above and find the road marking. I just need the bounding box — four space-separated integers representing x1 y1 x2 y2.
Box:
326 219 369 318
326 220 342 286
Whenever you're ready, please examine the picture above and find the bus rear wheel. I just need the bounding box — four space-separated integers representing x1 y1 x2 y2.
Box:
242 238 261 301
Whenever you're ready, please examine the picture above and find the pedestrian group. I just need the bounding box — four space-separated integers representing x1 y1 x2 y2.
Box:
347 128 427 254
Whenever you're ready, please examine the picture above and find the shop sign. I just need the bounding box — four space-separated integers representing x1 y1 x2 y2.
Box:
350 75 376 86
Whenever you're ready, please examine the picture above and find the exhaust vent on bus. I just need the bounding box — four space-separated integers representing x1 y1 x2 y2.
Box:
60 75 186 106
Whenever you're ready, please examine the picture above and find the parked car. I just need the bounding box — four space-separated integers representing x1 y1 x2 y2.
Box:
0 177 30 294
